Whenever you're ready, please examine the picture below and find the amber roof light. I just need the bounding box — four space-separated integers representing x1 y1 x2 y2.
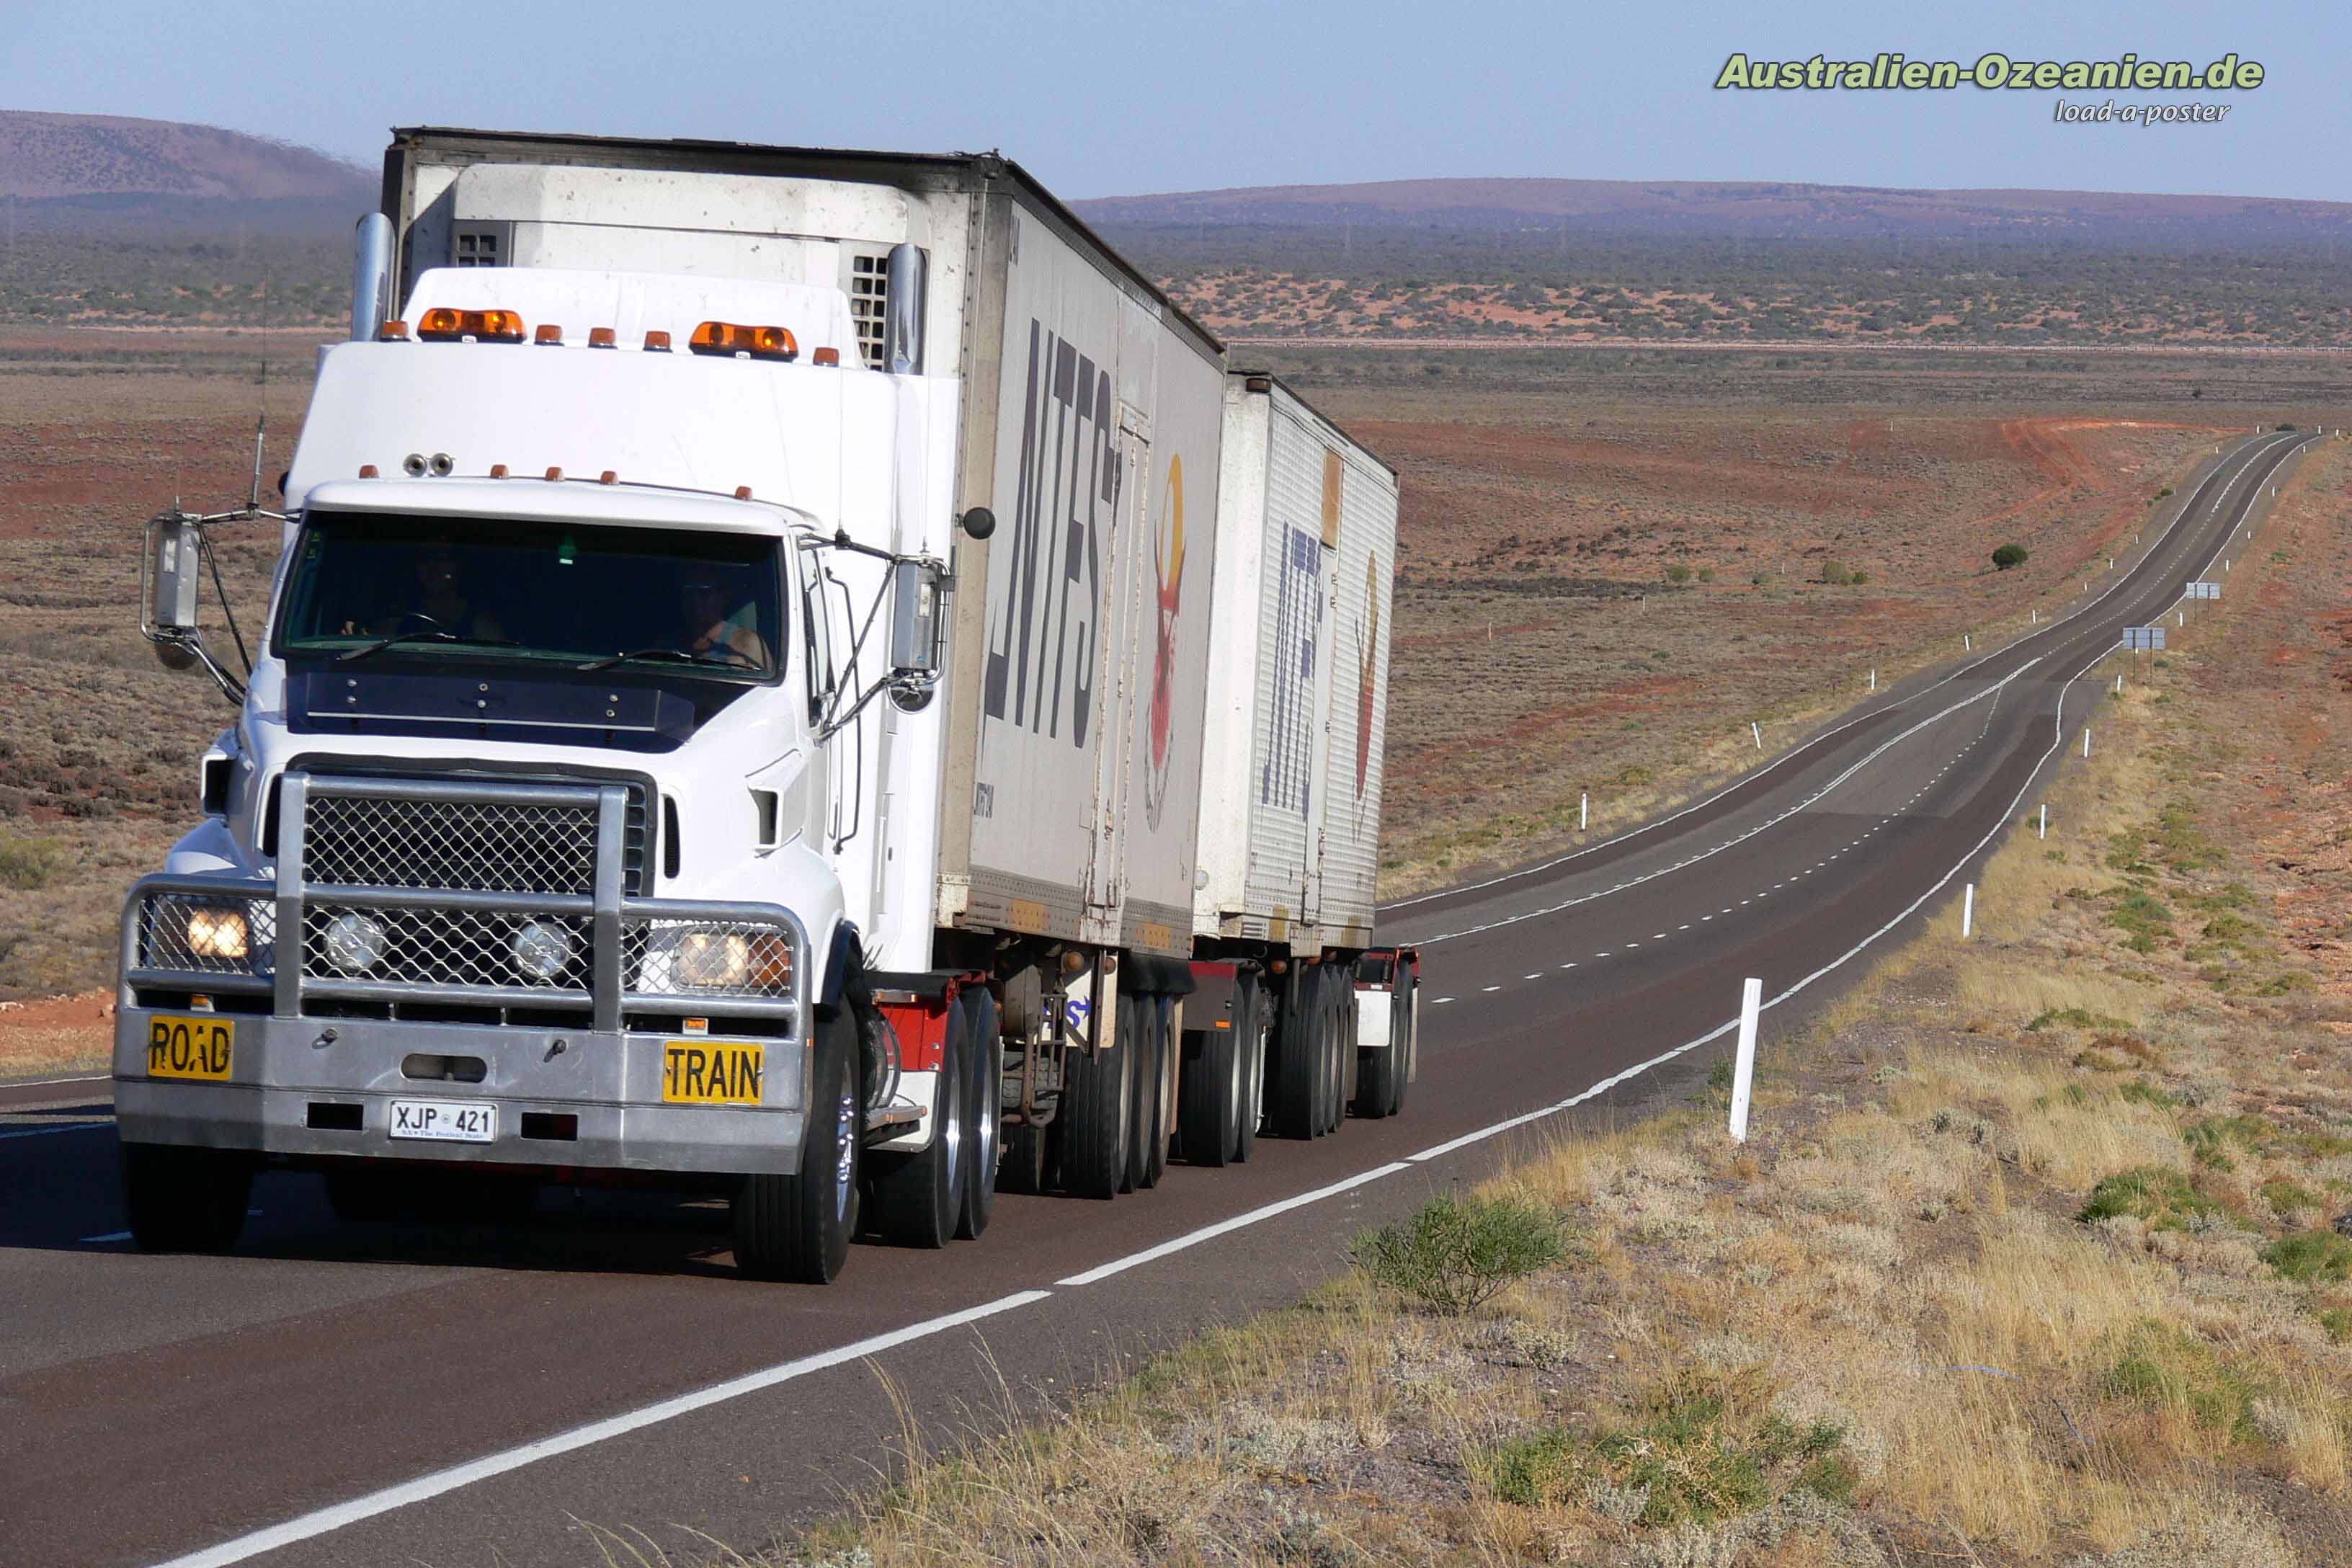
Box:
690 321 798 362
417 307 526 344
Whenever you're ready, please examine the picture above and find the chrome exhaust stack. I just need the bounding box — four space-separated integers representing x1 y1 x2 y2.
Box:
883 242 926 374
350 213 395 342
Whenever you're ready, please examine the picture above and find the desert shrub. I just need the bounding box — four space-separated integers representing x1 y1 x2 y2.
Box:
1351 1194 1564 1315
2318 1305 2352 1344
1663 563 1693 584
2081 1167 2219 1230
2028 1005 2132 1033
0 832 63 891
1696 566 1716 582
1992 543 2030 570
1848 569 1868 584
1479 1371 1849 1527
2276 422 2297 431
2259 1231 2352 1284
2098 1321 2263 1440
1819 558 1854 585
2261 1178 2318 1218
2106 888 2174 952
2183 1114 2268 1171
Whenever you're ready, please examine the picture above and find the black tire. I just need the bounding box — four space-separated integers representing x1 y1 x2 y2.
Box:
1233 972 1268 1163
1140 994 1172 1190
956 986 1002 1241
1123 991 1165 1193
868 997 968 1248
1335 981 1358 1129
1177 985 1243 1169
121 1141 251 1255
1311 966 1340 1137
734 1004 860 1282
1270 967 1320 1139
1061 990 1132 1200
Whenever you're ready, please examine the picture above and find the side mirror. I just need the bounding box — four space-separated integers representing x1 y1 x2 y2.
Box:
144 514 205 667
888 558 943 678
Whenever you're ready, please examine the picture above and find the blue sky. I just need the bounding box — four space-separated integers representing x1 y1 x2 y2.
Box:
2 1 2342 201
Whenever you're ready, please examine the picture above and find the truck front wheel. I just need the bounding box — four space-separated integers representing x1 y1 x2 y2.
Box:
120 1141 251 1255
735 1007 861 1282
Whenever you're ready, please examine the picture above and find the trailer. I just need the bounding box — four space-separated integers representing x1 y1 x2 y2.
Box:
118 128 1417 1284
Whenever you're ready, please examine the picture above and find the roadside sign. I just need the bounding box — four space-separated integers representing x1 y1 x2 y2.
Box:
2124 626 2167 651
2186 582 2222 600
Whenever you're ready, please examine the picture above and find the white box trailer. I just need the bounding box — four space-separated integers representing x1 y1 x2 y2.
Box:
115 128 1417 1284
1196 373 1399 954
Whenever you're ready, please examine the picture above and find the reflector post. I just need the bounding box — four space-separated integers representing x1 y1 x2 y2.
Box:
416 307 526 343
689 321 798 361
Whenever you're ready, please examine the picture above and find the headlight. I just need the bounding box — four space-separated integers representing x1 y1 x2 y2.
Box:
511 921 574 982
677 930 752 989
324 911 387 973
651 927 793 992
187 906 249 960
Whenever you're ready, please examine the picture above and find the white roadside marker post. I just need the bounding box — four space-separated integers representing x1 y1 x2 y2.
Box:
2083 726 2092 759
1580 792 1588 831
1752 721 1762 750
1868 667 1876 691
2178 608 2184 628
2039 803 2048 839
1961 883 1974 939
1729 977 1762 1143
2115 672 2123 694
1964 633 1972 651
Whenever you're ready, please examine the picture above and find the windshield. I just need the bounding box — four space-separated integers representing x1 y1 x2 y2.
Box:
275 512 785 680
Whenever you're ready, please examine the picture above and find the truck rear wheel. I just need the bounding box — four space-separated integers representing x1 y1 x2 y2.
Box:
1061 992 1132 1200
1329 979 1356 1132
1389 967 1417 1117
1122 993 1166 1193
1270 966 1322 1139
121 1141 251 1255
955 986 1002 1241
868 999 967 1249
735 1006 860 1282
1177 975 1247 1168
1234 973 1268 1162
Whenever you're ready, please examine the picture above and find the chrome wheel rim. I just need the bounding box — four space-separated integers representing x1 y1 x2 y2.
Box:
939 1035 963 1195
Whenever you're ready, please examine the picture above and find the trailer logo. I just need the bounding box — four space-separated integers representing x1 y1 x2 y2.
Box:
1261 525 1322 814
984 320 1114 749
1144 454 1188 830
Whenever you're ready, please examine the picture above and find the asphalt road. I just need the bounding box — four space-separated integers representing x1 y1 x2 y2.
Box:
0 427 2316 1567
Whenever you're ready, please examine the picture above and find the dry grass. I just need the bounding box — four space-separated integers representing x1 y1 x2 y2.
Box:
731 442 2352 1565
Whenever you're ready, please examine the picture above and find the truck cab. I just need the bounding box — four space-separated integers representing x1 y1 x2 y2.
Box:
120 264 951 1280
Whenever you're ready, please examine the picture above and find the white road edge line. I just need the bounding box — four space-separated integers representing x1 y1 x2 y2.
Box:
1056 1162 1417 1286
150 1290 1056 1568
3 1073 111 1090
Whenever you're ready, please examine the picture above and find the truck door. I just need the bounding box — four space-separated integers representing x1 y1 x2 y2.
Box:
1083 407 1150 923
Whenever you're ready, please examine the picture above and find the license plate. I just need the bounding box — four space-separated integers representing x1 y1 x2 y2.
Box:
662 1041 765 1105
388 1099 496 1144
147 1015 233 1082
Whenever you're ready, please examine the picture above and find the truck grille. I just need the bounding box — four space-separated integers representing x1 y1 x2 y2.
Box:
301 787 649 896
305 904 592 992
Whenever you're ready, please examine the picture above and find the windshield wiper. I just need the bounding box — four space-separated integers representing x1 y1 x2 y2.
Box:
576 646 759 673
336 630 525 664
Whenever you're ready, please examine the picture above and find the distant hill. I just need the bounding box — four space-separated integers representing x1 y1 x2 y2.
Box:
0 109 371 205
1074 177 2352 245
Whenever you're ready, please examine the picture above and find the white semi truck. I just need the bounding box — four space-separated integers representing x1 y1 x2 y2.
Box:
120 128 1418 1283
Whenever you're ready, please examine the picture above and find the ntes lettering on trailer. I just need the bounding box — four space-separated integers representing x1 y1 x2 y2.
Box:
986 321 1114 748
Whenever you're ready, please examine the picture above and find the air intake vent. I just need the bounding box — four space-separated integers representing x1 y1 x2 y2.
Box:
452 223 512 268
848 254 888 369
